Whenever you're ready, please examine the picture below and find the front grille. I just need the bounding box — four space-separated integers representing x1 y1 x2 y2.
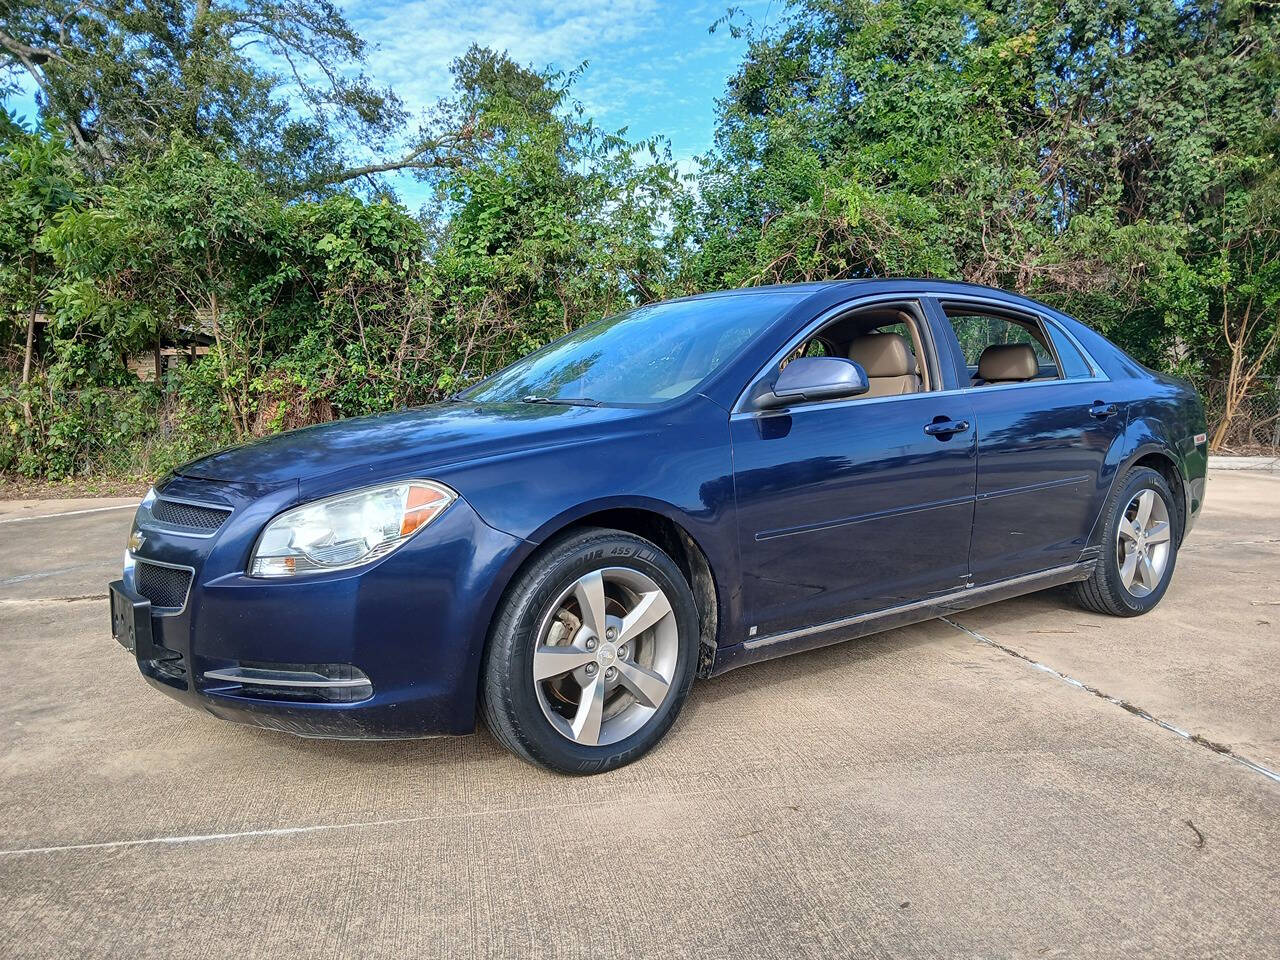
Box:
135 561 193 609
152 498 231 531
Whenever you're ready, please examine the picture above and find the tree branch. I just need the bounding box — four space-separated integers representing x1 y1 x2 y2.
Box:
310 123 478 189
0 29 63 66
0 27 113 161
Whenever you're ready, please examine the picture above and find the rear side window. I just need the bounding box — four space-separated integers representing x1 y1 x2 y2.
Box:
1045 322 1095 379
942 306 1060 385
947 313 1054 367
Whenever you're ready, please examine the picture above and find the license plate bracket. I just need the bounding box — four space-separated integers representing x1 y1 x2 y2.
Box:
109 579 155 657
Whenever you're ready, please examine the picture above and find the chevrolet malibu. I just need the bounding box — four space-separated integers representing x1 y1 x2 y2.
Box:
110 280 1207 774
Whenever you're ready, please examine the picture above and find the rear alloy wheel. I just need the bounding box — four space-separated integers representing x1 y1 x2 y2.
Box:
481 528 699 774
1071 465 1179 616
1114 488 1173 598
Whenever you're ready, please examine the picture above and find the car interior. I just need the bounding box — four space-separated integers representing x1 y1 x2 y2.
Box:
782 303 937 397
764 298 1093 407
941 306 1064 386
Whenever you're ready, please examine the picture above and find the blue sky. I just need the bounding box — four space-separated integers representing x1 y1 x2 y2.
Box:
4 0 779 207
344 2 776 159
343 0 778 203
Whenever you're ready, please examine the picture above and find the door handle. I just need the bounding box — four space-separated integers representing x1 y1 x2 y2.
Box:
1088 402 1118 420
923 418 970 438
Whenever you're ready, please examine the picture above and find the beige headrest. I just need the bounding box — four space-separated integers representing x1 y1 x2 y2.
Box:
978 343 1038 382
847 333 917 378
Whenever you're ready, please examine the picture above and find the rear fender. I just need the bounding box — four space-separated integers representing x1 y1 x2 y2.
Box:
1089 411 1194 549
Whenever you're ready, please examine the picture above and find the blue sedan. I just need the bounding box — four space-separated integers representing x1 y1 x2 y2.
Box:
110 280 1208 773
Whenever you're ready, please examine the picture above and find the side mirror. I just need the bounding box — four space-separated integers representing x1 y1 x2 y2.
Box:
758 356 870 410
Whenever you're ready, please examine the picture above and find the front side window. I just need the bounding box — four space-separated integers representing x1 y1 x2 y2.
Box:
463 294 804 405
767 301 935 402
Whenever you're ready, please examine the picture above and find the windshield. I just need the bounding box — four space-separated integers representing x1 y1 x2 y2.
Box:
461 293 804 405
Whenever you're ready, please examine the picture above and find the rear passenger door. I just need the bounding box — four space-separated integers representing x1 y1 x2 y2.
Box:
930 297 1123 585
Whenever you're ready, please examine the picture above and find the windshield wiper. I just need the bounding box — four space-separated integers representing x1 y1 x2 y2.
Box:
520 395 603 407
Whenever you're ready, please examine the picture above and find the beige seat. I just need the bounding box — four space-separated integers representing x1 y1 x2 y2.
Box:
846 332 922 397
976 343 1038 384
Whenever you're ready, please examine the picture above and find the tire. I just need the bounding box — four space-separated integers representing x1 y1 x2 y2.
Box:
480 527 700 775
1071 465 1179 617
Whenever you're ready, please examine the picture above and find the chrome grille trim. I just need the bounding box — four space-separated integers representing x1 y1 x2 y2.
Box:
202 662 374 704
203 667 369 688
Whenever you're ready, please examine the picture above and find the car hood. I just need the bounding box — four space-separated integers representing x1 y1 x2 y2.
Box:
176 401 638 488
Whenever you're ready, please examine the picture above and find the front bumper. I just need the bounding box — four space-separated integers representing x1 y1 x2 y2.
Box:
112 473 527 739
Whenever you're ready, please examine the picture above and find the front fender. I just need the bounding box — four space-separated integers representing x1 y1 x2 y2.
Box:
431 395 744 651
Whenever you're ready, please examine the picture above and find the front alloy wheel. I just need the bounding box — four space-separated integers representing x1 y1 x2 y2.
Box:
532 568 679 747
481 528 700 774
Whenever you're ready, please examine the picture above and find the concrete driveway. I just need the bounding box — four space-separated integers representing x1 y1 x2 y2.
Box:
1 474 1278 959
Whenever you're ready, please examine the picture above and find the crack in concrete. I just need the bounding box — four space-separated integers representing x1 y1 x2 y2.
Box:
0 787 803 858
0 594 108 604
940 616 1280 786
1184 818 1206 849
1186 537 1280 550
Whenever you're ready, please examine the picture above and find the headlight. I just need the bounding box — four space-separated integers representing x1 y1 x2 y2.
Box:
128 487 156 552
249 480 457 578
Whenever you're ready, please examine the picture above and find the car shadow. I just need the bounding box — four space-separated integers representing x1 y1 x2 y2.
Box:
940 588 1108 637
231 711 507 766
227 593 1088 768
690 618 953 709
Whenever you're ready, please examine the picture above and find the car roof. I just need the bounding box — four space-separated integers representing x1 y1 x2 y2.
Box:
676 279 1063 315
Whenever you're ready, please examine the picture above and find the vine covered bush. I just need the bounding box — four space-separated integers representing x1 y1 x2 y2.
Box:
2 1 1278 480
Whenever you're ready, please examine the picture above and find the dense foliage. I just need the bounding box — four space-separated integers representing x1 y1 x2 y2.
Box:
681 0 1280 447
2 0 1278 480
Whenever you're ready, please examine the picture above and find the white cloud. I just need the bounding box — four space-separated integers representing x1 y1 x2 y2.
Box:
344 0 664 117
331 0 775 211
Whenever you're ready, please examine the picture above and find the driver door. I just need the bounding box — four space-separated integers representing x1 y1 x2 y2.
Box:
730 300 977 642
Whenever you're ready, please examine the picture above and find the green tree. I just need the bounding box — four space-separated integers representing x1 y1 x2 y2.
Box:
0 0 489 193
46 134 291 436
0 116 78 423
681 0 1279 446
426 49 681 386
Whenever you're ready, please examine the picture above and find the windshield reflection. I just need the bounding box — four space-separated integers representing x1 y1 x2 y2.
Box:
463 294 803 405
